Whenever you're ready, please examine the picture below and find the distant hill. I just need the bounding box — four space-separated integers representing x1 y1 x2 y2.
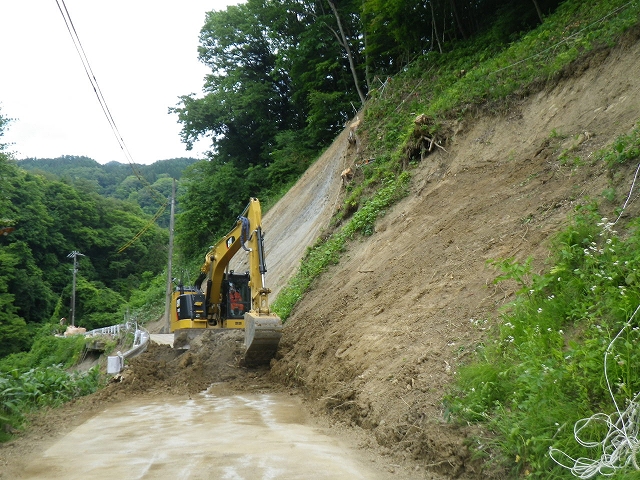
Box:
16 155 199 227
16 155 198 196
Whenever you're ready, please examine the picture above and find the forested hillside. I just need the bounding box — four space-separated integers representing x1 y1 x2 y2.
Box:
171 0 565 257
17 156 198 227
0 140 172 357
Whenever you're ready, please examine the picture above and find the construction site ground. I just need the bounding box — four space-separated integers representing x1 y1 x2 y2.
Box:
2 29 640 479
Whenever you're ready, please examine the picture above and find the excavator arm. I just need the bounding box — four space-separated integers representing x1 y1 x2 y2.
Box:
195 198 273 324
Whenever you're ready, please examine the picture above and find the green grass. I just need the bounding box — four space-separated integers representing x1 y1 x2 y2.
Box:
445 187 640 478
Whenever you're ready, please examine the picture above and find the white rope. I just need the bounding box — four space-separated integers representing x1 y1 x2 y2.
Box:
614 158 640 225
549 305 640 478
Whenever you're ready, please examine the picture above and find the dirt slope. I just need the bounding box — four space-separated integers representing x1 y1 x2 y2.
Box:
267 33 640 478
230 127 351 299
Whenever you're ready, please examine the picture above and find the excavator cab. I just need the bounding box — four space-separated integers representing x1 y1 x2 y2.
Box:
222 272 251 319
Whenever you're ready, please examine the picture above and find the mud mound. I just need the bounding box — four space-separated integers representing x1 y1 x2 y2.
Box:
94 331 276 402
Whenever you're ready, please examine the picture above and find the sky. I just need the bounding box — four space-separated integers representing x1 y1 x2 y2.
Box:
0 1 241 165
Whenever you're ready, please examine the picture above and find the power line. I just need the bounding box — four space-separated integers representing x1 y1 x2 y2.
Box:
117 200 169 253
55 0 171 251
54 0 134 163
54 0 166 205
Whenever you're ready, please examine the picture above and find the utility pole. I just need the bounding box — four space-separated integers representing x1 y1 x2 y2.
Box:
67 251 85 327
164 179 176 333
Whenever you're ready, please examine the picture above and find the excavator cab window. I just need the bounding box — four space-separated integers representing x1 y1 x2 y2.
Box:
222 272 250 319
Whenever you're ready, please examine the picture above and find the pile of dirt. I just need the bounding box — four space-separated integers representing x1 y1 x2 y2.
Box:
94 330 277 401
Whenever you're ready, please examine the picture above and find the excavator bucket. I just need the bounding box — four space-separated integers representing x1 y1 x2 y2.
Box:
243 312 283 367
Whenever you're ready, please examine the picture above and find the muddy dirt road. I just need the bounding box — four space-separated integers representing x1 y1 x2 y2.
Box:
2 333 426 480
18 392 392 480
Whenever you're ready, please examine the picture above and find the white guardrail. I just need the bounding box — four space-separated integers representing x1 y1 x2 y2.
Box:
83 322 150 374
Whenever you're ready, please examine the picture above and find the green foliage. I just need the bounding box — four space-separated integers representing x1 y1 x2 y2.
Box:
446 203 640 477
267 130 314 187
175 159 253 258
170 0 367 233
0 115 172 359
0 246 30 357
3 329 86 372
596 123 640 168
72 278 127 331
126 271 167 324
17 156 196 228
18 156 197 196
487 256 534 294
0 364 103 441
0 321 104 440
173 2 290 164
0 111 10 152
305 90 353 149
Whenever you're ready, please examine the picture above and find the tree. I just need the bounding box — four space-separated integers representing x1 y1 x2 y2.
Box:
172 0 367 162
172 2 291 168
0 112 30 356
0 242 30 357
175 159 252 258
326 0 366 105
0 110 11 152
264 0 366 140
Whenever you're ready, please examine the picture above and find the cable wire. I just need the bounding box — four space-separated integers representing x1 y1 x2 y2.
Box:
614 157 640 225
117 200 169 253
55 0 133 163
549 305 640 478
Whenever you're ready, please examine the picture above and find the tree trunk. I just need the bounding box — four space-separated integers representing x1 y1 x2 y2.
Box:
430 1 443 53
531 0 544 23
326 0 366 106
363 2 371 92
449 0 467 40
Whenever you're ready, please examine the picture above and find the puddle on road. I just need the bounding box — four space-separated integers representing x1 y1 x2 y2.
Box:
20 392 390 480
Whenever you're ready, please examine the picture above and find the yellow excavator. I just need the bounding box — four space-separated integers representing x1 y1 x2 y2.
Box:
170 198 282 366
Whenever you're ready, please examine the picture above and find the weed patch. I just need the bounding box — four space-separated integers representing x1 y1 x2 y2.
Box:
446 202 640 478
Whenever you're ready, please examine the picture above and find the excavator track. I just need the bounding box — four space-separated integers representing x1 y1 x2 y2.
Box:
243 313 283 367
